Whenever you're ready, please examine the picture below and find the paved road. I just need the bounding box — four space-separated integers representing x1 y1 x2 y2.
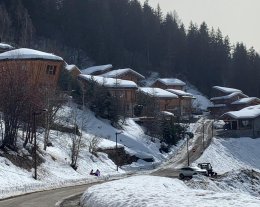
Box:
61 118 214 206
151 119 213 178
0 119 214 207
0 183 99 207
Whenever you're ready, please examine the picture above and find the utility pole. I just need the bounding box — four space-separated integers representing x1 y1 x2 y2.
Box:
44 90 49 151
202 122 205 149
74 87 85 167
211 121 214 138
33 112 37 180
186 135 190 166
33 110 47 180
115 131 122 171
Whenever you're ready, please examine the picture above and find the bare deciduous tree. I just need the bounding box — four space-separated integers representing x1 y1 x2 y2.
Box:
87 135 101 155
0 61 41 149
68 95 89 170
43 87 67 151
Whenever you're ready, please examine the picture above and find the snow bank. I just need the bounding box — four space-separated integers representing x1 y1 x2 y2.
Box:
195 137 260 174
80 175 260 207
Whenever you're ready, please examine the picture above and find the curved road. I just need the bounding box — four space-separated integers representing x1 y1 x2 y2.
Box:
0 183 96 207
0 119 214 207
151 119 213 177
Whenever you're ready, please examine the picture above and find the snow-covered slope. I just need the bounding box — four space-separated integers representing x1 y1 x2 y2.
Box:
195 137 260 174
0 104 171 199
186 83 213 111
80 175 260 207
81 136 260 206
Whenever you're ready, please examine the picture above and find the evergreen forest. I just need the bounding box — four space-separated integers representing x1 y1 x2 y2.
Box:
0 0 259 96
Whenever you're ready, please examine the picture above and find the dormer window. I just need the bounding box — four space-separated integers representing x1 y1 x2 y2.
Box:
46 65 57 75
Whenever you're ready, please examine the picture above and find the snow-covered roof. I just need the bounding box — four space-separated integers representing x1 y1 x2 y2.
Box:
0 48 63 61
78 74 137 88
153 78 186 86
210 92 248 101
160 111 174 116
208 104 226 108
138 87 178 98
222 104 260 119
81 64 112 75
213 86 242 94
65 64 76 71
231 97 260 105
166 89 194 98
0 43 14 50
102 68 145 79
65 64 81 73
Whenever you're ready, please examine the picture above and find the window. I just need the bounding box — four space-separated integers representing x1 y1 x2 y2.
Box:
46 65 57 75
239 119 252 130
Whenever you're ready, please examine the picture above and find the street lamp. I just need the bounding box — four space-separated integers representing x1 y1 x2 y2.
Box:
197 120 205 150
115 131 122 171
202 122 205 150
185 132 194 166
211 121 214 138
33 109 47 180
186 135 190 166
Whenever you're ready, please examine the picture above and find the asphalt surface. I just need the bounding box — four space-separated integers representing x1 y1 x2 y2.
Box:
151 119 213 177
0 183 98 207
0 119 214 207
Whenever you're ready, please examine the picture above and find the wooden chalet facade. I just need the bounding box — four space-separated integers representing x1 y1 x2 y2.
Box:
166 89 195 117
0 48 64 89
151 78 186 90
101 68 145 85
65 64 81 79
137 87 179 116
231 97 260 111
78 74 138 117
208 86 254 118
218 105 260 138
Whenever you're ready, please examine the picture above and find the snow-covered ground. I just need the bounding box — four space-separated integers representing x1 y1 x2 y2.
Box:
81 137 260 207
80 175 260 207
186 83 213 111
195 137 260 174
0 104 175 199
1 89 259 207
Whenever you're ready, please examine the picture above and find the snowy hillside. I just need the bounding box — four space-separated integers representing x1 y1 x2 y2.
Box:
195 137 260 174
186 83 213 111
81 137 260 206
0 103 179 199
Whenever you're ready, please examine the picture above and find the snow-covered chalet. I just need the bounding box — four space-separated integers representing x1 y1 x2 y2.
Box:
0 48 64 88
208 86 260 118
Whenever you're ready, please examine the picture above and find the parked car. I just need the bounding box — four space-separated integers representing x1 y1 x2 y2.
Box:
179 166 207 179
